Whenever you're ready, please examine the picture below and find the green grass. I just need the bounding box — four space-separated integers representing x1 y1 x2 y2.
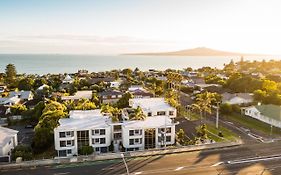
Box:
224 113 281 136
178 107 201 121
206 123 238 142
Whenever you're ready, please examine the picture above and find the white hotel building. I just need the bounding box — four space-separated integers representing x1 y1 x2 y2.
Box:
54 98 177 157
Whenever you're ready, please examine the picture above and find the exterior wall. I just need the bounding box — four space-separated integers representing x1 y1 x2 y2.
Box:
0 134 17 156
122 127 144 150
54 126 112 157
244 107 281 128
142 109 176 118
122 125 176 150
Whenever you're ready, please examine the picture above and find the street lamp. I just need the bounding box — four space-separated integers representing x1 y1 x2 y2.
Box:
121 153 129 175
215 102 221 129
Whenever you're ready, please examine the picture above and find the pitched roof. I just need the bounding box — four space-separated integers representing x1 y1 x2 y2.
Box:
0 126 18 147
222 92 253 101
255 104 281 121
98 89 123 96
9 91 33 100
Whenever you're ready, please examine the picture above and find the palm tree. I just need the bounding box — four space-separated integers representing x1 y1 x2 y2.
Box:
130 106 146 120
192 92 218 123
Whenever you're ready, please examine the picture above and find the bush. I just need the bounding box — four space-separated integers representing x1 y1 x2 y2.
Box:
79 146 93 155
220 103 232 114
11 145 33 161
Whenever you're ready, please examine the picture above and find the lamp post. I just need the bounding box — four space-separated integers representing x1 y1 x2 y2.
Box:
215 102 221 129
121 153 129 175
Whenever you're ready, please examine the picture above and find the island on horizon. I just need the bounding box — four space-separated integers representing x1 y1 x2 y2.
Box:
123 47 269 57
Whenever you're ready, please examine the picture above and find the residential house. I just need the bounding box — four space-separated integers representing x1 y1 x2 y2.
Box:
0 127 18 160
62 75 74 84
61 91 92 101
222 92 253 105
128 85 153 98
98 90 123 104
129 98 177 119
8 91 33 101
243 104 281 128
110 81 121 89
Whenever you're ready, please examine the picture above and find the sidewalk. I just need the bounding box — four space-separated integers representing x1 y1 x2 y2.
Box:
0 141 242 170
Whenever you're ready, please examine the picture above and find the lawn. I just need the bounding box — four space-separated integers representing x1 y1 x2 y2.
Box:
206 123 238 142
195 123 238 142
178 107 201 121
223 113 281 137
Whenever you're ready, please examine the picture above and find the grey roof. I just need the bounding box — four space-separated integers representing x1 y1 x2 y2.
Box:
8 91 33 100
98 90 124 96
222 92 253 102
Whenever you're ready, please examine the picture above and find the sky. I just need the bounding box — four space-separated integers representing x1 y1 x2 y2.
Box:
0 0 281 55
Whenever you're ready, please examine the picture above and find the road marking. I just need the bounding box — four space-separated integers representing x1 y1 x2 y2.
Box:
227 155 281 165
134 172 142 174
211 162 223 167
175 166 184 171
53 172 70 175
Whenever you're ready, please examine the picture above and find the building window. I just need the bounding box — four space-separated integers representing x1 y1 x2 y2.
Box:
93 129 99 135
100 138 106 144
166 136 171 142
166 128 171 133
66 131 74 137
95 147 100 152
157 111 166 115
134 138 142 144
67 149 72 154
60 141 66 147
100 129 106 135
129 130 134 136
59 132 66 138
169 111 174 116
147 112 152 116
129 139 134 145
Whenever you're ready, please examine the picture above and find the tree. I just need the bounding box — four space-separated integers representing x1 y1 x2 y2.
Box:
5 64 17 84
101 104 120 122
165 89 179 108
129 106 146 120
18 77 34 91
10 104 27 115
33 101 67 152
220 103 232 114
176 129 186 145
116 92 133 108
192 92 218 122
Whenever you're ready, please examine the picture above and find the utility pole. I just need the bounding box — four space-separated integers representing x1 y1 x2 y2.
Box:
216 102 220 129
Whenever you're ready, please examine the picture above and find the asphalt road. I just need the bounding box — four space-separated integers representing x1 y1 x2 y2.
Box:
2 141 281 175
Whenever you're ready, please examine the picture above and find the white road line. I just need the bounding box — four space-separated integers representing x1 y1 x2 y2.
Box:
53 172 70 175
211 162 224 167
175 166 184 171
228 156 281 165
134 172 143 174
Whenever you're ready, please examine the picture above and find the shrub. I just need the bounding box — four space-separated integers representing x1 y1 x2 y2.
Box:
79 146 93 155
11 145 33 161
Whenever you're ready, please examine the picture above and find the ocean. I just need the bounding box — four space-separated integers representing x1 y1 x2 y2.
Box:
0 54 279 74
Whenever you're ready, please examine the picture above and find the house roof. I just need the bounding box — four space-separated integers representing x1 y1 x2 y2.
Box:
0 126 18 147
61 91 92 100
57 110 112 130
123 115 174 129
98 90 123 96
255 104 281 121
130 98 175 111
222 92 253 102
9 91 33 100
